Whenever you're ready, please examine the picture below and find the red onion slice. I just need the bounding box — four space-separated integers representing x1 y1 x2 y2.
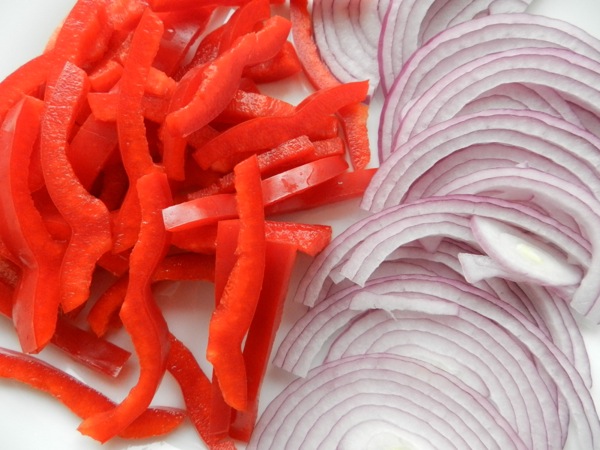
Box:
343 274 600 448
294 195 591 309
395 48 600 148
378 1 532 93
431 167 600 320
379 14 600 158
251 354 530 450
468 215 583 286
325 310 564 448
364 109 600 211
312 0 387 95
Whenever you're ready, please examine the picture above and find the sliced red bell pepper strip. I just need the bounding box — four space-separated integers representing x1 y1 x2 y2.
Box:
164 15 292 138
289 0 371 169
0 267 130 378
0 96 65 353
190 135 317 197
208 218 239 440
217 0 271 53
193 81 368 172
170 223 219 254
88 59 123 92
265 167 377 215
154 252 216 281
166 333 237 449
229 240 297 441
206 154 266 411
78 171 173 442
262 221 332 256
112 8 165 253
163 155 349 231
339 101 371 170
0 347 185 439
313 136 345 157
87 274 130 337
50 319 131 378
154 6 215 76
289 0 339 89
0 53 52 124
242 41 303 83
68 115 119 191
214 89 296 124
41 61 113 313
46 0 113 83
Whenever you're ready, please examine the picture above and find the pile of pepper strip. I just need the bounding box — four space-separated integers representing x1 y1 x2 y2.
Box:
0 0 374 447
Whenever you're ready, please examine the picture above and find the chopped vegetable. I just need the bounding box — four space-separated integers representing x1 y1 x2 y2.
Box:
0 0 371 447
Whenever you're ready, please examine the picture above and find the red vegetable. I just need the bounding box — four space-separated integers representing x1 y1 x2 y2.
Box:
78 171 173 442
0 0 374 447
206 154 266 411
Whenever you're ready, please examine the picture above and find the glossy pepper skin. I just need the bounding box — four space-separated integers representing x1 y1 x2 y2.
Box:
206 154 266 411
0 347 185 439
78 171 173 442
0 96 65 354
41 61 113 313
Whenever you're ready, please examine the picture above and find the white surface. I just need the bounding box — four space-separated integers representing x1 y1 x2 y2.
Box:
0 0 600 449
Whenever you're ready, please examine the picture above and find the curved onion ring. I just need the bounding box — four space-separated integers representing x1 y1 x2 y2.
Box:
364 109 600 211
312 0 389 95
429 167 600 320
326 310 563 448
378 1 532 92
251 354 530 450
393 47 600 149
276 273 600 447
379 14 600 158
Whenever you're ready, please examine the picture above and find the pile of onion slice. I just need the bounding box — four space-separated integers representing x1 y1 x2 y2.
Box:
310 0 533 96
249 5 600 450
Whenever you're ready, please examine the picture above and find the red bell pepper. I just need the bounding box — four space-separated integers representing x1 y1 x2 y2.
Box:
217 0 271 54
288 0 371 169
46 0 114 84
78 171 173 442
0 96 65 353
154 6 215 76
0 267 130 378
166 333 237 449
242 41 303 83
0 347 185 439
163 155 349 231
193 81 368 172
164 15 292 138
191 135 317 197
265 167 377 215
289 0 339 89
214 89 296 125
111 8 165 253
0 53 52 124
262 221 332 256
229 240 297 441
206 154 266 411
87 274 130 337
67 115 119 191
41 61 112 313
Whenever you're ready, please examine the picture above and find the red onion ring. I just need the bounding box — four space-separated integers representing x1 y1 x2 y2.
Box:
252 353 530 450
379 14 600 158
365 109 600 211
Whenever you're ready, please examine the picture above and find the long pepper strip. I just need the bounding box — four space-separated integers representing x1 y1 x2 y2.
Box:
0 96 64 353
206 155 266 411
41 61 112 313
78 171 173 442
